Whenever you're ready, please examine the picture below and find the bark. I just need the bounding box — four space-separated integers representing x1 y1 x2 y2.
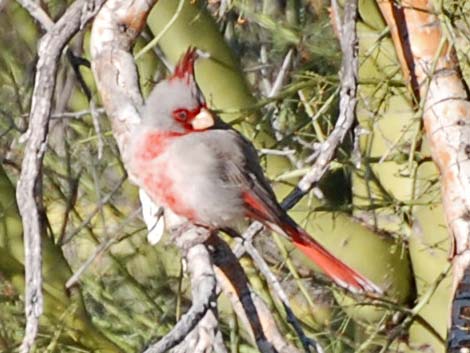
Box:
15 1 105 351
377 0 470 349
378 0 470 294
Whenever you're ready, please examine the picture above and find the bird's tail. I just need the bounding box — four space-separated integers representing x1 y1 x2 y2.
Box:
276 221 382 295
241 190 381 294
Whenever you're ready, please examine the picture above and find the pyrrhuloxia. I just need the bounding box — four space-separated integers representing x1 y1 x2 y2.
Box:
129 48 381 294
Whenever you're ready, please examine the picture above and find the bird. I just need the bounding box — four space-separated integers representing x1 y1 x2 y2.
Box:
128 48 381 294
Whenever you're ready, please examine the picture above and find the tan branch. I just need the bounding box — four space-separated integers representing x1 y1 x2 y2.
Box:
377 0 470 336
144 230 218 353
16 0 54 30
376 0 420 101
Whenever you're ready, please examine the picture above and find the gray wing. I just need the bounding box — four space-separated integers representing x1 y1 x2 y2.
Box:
203 128 286 225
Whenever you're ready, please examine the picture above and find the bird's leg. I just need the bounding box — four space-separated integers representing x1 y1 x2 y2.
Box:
168 220 193 239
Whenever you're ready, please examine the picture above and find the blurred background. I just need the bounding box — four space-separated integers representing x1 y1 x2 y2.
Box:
1 0 470 352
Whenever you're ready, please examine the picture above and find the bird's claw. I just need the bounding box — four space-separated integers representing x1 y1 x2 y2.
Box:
169 221 211 251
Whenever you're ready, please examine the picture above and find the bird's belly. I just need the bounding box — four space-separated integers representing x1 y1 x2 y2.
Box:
131 132 246 228
130 132 200 221
140 159 199 222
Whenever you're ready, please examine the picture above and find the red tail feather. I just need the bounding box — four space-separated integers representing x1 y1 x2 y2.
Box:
283 224 382 294
242 191 382 294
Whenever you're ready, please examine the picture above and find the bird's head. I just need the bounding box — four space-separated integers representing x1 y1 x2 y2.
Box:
142 47 215 133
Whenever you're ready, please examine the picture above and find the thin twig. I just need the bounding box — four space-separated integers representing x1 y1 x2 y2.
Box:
296 0 359 197
65 207 142 288
61 174 127 244
260 148 296 156
269 49 294 98
242 240 324 353
134 0 185 60
15 1 105 352
268 48 299 167
90 98 104 158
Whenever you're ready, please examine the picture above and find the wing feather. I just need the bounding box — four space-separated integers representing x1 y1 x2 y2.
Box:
204 128 285 224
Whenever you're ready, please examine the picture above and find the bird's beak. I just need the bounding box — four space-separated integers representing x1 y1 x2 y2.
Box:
191 108 215 130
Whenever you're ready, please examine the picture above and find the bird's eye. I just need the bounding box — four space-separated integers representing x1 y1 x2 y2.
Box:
173 109 189 122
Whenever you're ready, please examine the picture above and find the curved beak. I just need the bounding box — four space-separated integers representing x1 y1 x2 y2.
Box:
191 108 215 130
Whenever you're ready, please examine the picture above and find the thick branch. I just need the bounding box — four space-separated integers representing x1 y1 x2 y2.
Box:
378 0 470 313
15 1 104 352
144 232 217 353
378 2 470 346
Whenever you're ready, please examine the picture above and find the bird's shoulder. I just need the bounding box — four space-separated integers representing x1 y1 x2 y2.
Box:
192 126 258 164
197 126 276 196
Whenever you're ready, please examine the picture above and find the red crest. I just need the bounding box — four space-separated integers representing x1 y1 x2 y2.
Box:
171 47 198 82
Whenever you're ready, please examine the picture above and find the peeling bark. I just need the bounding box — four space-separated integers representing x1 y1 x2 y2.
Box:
377 0 470 339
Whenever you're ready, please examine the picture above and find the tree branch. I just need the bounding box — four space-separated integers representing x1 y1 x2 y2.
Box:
295 0 358 198
144 230 217 353
15 1 105 352
378 0 470 333
16 0 54 31
241 239 323 353
209 236 300 353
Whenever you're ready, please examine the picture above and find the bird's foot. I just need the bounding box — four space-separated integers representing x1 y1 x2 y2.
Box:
169 221 212 252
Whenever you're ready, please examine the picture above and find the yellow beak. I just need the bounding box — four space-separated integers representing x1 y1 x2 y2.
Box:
191 108 215 130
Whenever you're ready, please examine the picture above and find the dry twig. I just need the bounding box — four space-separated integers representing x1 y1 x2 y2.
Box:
233 0 359 268
15 1 104 352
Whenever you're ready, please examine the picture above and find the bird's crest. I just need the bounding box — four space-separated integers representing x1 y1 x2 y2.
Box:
171 47 198 83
